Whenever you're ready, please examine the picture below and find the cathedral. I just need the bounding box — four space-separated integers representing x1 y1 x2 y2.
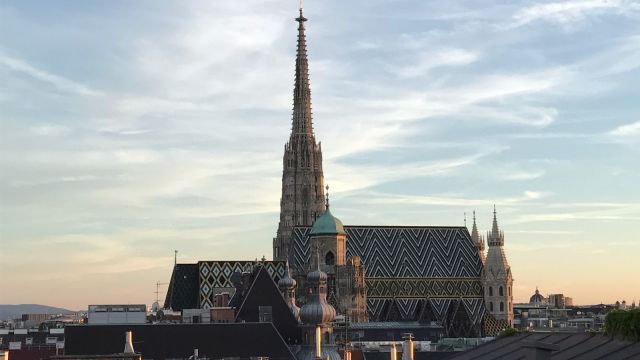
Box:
165 7 514 338
274 7 514 334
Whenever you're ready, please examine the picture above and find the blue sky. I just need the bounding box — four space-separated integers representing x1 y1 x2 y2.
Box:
1 0 639 309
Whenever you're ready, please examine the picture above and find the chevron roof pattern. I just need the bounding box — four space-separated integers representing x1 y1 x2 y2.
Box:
198 260 286 309
290 226 487 326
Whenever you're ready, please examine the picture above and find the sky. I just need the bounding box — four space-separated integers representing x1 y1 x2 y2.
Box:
1 0 639 310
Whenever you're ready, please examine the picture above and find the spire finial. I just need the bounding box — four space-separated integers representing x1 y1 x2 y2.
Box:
464 212 467 227
325 184 330 209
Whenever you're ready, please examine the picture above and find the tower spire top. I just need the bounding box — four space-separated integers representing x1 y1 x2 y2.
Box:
292 4 312 137
492 205 500 235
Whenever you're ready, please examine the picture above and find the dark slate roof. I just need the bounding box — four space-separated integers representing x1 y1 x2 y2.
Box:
235 265 301 344
163 263 199 311
64 323 296 360
446 333 640 360
290 226 485 325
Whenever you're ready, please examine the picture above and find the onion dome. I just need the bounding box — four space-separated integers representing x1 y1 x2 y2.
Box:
530 287 545 304
278 261 297 290
299 263 336 325
306 267 327 285
299 292 336 325
310 207 345 236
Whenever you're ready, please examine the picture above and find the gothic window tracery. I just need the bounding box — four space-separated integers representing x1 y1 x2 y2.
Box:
499 286 504 296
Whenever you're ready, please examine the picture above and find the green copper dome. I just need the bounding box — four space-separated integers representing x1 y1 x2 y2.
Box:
310 208 346 235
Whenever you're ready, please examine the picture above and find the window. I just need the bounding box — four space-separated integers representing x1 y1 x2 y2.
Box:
490 302 494 311
325 251 335 265
499 286 504 296
489 287 493 296
500 302 504 312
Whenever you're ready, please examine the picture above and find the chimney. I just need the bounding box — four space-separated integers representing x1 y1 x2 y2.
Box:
315 326 322 359
402 333 413 360
123 331 135 354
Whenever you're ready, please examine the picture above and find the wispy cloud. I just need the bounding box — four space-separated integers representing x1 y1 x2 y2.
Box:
0 54 103 96
507 0 639 29
390 48 479 77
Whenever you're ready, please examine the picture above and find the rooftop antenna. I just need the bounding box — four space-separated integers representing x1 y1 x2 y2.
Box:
155 281 168 304
464 212 467 227
174 250 178 266
299 0 304 11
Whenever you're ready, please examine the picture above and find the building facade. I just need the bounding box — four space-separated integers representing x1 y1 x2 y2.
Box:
273 7 326 262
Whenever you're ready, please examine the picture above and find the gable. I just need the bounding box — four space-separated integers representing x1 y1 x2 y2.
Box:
235 266 301 344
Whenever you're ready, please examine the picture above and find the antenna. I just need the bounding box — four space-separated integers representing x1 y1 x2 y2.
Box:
155 281 169 304
174 250 178 266
464 212 467 227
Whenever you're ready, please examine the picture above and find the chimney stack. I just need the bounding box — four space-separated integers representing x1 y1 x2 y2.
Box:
123 331 135 354
402 333 414 360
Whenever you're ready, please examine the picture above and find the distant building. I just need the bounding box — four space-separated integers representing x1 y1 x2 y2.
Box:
87 305 146 325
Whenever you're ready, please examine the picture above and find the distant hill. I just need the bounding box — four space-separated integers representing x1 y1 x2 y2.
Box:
0 304 75 320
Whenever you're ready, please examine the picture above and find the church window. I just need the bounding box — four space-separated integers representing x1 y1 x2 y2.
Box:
499 286 504 296
490 302 494 311
489 287 493 296
500 302 504 312
325 251 335 266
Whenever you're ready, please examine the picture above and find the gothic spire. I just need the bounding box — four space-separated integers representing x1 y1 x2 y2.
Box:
491 205 499 235
471 211 486 263
471 211 480 242
487 205 504 247
291 6 314 137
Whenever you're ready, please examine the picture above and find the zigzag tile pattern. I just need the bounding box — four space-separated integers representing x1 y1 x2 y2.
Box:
291 226 486 324
198 261 285 309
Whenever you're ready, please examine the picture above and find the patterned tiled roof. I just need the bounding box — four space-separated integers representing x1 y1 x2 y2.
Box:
290 226 486 329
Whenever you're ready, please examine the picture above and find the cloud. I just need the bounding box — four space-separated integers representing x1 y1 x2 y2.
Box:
354 190 550 208
0 54 103 96
507 0 639 29
609 121 640 137
390 48 479 78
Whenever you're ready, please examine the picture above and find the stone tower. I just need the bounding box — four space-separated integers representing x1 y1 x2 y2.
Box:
274 7 325 262
482 207 514 325
470 211 486 263
307 193 368 322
